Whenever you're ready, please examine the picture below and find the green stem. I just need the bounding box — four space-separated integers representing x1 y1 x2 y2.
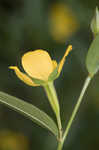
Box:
62 76 91 144
44 81 62 139
57 140 64 150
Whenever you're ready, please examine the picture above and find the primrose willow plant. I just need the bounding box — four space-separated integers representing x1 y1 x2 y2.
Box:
0 7 99 150
9 45 72 141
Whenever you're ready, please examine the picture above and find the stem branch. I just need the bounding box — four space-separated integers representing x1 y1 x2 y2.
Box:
62 76 91 143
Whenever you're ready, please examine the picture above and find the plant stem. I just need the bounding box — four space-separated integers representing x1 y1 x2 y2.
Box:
57 140 64 150
62 76 91 144
44 81 62 139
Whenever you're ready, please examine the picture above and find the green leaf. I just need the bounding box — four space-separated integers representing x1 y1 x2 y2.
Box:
0 91 58 137
86 34 99 76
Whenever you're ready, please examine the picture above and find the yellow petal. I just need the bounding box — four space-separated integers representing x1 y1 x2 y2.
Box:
52 60 58 70
22 50 54 81
9 66 38 86
58 45 72 74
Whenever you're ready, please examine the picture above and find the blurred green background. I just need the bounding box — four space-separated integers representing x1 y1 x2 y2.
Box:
0 0 99 150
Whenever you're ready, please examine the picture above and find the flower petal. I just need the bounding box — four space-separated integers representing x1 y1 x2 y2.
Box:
52 60 58 70
9 66 38 86
22 50 53 81
58 45 72 74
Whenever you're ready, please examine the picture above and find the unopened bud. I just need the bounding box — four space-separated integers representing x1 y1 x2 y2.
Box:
91 7 99 36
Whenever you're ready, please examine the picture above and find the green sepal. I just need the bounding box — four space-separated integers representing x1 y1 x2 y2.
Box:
31 77 46 85
86 34 99 77
91 7 99 36
48 67 58 81
26 73 46 86
48 62 65 81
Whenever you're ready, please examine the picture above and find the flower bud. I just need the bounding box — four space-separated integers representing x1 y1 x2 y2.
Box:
91 7 99 36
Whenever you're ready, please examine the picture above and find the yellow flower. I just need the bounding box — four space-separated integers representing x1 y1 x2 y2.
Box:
9 45 72 86
0 130 29 150
49 3 78 43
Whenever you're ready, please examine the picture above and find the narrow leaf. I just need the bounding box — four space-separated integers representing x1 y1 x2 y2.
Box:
0 91 58 137
86 34 99 76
